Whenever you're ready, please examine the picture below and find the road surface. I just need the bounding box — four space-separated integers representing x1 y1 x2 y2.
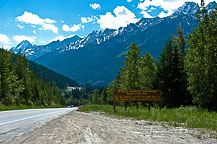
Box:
0 108 76 142
1 111 217 144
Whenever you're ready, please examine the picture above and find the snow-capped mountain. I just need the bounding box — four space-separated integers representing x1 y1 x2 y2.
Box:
11 35 82 60
10 40 33 54
38 2 205 57
13 2 217 86
173 2 200 16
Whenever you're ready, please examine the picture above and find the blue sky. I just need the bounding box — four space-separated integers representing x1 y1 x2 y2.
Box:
0 0 216 50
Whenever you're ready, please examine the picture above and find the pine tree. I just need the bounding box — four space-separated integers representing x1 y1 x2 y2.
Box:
92 89 100 104
157 39 173 106
185 7 217 110
116 67 127 90
15 51 33 105
138 53 157 90
124 43 140 90
157 27 190 107
9 72 24 105
101 88 107 104
0 50 13 105
172 27 192 106
106 82 117 105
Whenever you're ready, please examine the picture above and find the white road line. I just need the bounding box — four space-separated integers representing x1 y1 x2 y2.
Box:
0 109 74 126
0 108 72 114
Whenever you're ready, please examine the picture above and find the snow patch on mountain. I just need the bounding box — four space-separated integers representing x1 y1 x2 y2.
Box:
11 2 216 62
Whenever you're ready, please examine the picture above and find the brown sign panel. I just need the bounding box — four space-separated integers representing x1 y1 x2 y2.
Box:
114 90 161 102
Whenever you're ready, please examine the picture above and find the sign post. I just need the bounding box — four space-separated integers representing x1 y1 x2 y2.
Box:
113 90 162 113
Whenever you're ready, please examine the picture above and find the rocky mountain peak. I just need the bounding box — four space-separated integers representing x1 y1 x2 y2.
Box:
173 2 199 16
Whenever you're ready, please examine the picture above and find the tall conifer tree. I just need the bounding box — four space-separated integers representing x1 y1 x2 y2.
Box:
185 7 217 110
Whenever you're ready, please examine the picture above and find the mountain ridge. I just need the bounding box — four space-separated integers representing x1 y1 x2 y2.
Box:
11 2 217 86
10 35 82 60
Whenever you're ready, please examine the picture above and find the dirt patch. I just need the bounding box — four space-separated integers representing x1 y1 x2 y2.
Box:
2 111 217 144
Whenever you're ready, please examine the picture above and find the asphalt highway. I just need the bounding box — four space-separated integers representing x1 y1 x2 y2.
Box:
0 107 76 142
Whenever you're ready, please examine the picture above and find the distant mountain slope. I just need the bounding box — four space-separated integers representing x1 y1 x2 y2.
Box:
10 35 82 60
29 61 79 89
12 2 217 86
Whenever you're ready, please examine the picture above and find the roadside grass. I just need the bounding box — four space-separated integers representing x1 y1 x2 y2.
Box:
80 104 217 131
0 104 65 111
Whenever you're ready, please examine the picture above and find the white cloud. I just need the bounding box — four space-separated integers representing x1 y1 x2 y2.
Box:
16 11 58 33
62 24 70 32
148 7 157 12
33 30 36 34
13 35 36 44
16 11 45 25
81 25 85 31
62 24 84 32
97 6 139 29
81 17 94 23
17 24 24 29
0 33 10 44
40 23 58 33
138 0 217 17
51 35 75 42
90 3 101 10
2 45 11 50
150 7 156 10
158 11 171 18
141 11 153 18
44 18 55 24
127 0 133 2
71 24 82 32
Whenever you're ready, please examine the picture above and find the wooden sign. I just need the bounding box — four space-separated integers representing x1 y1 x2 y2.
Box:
114 90 161 102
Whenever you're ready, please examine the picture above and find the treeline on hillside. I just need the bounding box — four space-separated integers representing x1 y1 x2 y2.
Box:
90 7 217 111
29 61 79 89
0 50 64 107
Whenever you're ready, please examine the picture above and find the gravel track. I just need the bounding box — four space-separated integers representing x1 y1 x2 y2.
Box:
1 111 217 144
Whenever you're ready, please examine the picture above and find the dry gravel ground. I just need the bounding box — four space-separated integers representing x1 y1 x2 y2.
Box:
1 111 217 144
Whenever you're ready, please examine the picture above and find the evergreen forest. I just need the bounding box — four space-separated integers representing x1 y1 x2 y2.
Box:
0 49 64 107
91 6 217 111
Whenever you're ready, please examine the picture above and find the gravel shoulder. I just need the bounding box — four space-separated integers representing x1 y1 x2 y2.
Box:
2 111 217 144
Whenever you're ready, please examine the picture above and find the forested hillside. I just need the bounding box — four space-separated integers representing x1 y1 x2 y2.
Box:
29 61 79 89
0 49 64 107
